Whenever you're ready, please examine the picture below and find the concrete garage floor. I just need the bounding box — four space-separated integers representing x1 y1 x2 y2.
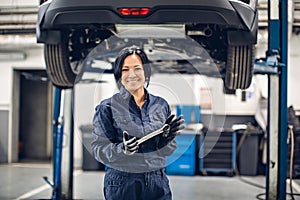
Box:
1 163 300 200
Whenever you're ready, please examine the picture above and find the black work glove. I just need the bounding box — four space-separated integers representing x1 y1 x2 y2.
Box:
122 131 139 155
164 114 185 137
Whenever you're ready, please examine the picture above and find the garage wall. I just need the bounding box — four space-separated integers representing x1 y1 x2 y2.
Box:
0 44 45 162
0 109 9 163
0 61 14 106
0 47 45 105
288 34 300 110
1 0 37 6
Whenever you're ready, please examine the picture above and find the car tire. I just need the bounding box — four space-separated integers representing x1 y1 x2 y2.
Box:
44 43 77 88
44 28 113 88
225 45 255 90
223 84 236 95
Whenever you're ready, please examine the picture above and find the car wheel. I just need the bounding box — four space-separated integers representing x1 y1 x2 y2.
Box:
225 45 255 90
44 28 108 88
44 42 77 88
44 29 84 89
223 84 236 95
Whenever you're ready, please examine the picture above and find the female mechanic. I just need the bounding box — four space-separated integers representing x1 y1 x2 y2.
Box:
91 45 185 200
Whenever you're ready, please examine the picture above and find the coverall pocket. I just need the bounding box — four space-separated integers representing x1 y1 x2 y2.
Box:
104 170 128 200
104 169 126 186
150 112 165 122
149 112 165 131
114 115 133 133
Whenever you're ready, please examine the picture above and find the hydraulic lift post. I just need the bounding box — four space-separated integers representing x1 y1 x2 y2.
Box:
61 89 74 199
46 87 74 200
266 0 288 199
51 87 64 200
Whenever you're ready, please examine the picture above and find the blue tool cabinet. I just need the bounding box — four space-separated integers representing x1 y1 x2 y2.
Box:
199 130 236 176
165 105 200 176
166 133 196 176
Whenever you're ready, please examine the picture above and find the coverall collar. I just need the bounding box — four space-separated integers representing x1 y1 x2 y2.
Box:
119 86 149 102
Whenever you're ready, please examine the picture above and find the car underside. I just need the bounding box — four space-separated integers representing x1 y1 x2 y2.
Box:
37 0 258 90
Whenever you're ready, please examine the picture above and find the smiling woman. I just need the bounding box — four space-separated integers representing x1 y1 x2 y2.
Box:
114 46 151 89
121 54 145 100
91 45 185 200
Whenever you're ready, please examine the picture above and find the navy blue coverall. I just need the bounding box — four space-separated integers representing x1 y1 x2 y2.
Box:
91 86 176 200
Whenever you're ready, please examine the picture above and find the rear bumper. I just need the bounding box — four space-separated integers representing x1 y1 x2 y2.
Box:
37 0 257 43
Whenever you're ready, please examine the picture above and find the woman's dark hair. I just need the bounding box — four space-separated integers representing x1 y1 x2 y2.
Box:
114 45 151 89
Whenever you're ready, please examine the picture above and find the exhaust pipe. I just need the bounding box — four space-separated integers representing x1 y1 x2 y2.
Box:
186 26 213 37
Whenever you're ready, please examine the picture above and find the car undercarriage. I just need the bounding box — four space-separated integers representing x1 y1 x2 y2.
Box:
37 0 258 90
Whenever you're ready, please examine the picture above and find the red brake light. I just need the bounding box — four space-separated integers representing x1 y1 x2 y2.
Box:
118 8 150 16
40 0 48 5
